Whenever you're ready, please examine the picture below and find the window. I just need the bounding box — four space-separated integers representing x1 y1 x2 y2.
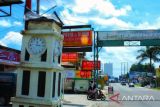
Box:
41 50 47 62
58 73 61 97
58 56 61 64
25 49 30 61
37 71 46 97
22 70 30 95
52 72 56 97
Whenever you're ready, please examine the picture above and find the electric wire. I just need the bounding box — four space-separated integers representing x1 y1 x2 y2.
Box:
54 0 88 25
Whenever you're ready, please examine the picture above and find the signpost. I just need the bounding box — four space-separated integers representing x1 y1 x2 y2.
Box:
62 30 93 52
98 30 160 46
62 53 78 62
75 70 91 79
0 49 20 65
64 70 75 78
63 30 92 47
82 60 101 70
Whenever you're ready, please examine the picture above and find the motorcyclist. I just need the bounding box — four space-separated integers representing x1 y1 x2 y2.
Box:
88 81 97 99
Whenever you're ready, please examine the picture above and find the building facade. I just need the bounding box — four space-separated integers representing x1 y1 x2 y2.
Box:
104 63 113 77
0 45 20 72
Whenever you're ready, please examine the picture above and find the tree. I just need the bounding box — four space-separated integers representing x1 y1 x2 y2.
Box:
130 63 155 73
136 46 160 73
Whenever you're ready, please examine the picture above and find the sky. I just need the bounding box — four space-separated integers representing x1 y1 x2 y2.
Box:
0 0 160 77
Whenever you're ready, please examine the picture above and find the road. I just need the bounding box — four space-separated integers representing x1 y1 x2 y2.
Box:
63 83 160 107
108 83 160 107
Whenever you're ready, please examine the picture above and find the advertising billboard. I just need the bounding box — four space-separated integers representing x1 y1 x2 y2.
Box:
63 30 92 47
62 53 78 62
64 70 75 78
75 70 91 79
82 60 101 70
0 49 20 65
98 30 160 41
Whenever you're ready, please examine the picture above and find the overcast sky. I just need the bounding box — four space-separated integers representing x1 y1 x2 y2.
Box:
0 0 160 77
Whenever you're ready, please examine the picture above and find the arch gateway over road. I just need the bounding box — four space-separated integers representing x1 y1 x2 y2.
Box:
93 29 160 80
97 30 160 46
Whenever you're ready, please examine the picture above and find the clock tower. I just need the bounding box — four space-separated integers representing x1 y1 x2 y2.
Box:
11 17 64 107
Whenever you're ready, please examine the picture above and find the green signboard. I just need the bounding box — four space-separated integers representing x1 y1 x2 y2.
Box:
98 30 160 46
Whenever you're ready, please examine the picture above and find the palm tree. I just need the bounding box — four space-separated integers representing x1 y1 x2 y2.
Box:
136 46 160 73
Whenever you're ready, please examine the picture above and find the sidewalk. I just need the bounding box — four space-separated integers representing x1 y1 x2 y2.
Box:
62 93 109 107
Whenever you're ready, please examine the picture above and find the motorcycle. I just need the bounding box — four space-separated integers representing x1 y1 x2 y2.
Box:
87 88 106 101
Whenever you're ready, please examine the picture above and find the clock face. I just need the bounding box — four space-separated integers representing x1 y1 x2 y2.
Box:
28 37 46 55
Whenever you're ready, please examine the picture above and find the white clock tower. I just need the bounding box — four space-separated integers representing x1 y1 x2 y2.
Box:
11 17 64 107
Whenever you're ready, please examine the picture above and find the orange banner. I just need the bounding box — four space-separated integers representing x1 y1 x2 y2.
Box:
62 53 78 62
63 30 92 47
75 70 91 79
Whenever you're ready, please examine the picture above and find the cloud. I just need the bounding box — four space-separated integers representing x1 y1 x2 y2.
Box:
0 41 7 47
0 20 11 27
0 20 22 28
91 16 160 30
13 21 22 26
0 31 22 50
60 10 89 25
135 18 160 29
91 17 132 29
59 0 160 30
41 6 48 11
72 0 132 17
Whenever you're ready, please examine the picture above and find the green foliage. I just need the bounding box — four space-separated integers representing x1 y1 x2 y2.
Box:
156 77 160 87
98 78 105 89
130 63 155 72
137 46 160 63
136 46 160 73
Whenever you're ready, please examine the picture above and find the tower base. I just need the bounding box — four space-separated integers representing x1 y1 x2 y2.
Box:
11 97 62 107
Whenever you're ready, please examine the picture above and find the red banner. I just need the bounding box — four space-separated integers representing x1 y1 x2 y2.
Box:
76 70 91 79
0 49 20 65
82 60 101 70
62 53 78 62
63 30 92 47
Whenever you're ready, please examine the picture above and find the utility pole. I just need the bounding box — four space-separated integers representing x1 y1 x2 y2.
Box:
123 62 125 75
127 62 128 73
121 63 122 76
37 0 40 14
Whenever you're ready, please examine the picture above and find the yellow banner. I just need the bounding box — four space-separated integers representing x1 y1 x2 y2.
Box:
156 68 160 78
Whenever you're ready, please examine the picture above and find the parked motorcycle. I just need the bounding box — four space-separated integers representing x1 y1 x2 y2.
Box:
87 88 106 101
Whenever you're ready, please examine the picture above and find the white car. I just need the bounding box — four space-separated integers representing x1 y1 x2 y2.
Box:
129 83 134 87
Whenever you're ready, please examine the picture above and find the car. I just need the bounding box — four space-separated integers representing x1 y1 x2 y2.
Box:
129 82 134 87
0 72 17 105
121 81 126 85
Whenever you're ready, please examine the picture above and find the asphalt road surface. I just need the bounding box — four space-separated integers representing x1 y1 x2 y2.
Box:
108 83 160 107
63 83 160 107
